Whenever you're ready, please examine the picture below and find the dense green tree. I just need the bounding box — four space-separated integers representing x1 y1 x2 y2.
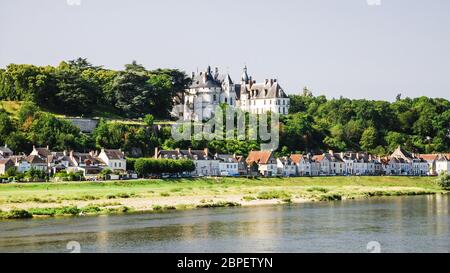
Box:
360 126 378 151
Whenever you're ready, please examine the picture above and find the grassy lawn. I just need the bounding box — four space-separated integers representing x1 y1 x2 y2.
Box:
0 176 443 205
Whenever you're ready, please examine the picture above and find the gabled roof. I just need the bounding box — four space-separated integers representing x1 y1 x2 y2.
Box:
26 155 47 164
312 154 325 162
216 154 238 163
102 149 125 160
246 151 274 165
289 154 303 164
33 147 52 157
0 146 13 154
244 81 288 99
158 149 216 161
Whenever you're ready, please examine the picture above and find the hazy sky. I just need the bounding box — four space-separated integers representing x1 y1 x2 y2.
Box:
1 0 449 100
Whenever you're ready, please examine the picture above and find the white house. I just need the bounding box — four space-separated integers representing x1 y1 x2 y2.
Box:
26 154 47 172
10 156 31 173
98 149 126 172
276 156 297 177
436 154 450 174
419 154 439 175
246 151 278 177
388 146 428 175
313 151 345 175
216 154 240 176
290 154 320 176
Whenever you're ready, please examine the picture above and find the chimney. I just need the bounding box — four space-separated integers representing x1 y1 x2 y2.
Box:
340 152 344 159
154 147 159 158
328 150 334 155
63 150 67 156
204 147 209 156
89 150 95 157
46 145 49 150
69 150 73 158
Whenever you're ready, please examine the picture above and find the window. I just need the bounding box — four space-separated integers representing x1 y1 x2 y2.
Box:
225 98 227 103
213 95 216 101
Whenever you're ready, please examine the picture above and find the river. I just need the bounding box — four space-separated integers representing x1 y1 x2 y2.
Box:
0 194 449 253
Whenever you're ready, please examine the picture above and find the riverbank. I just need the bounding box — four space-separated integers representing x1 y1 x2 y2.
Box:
0 176 446 219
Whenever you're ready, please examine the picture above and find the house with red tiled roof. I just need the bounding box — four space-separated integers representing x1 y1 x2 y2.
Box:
419 154 439 175
290 154 320 176
312 151 345 175
276 156 297 177
246 150 277 176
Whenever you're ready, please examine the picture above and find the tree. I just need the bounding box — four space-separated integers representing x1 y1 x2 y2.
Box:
0 111 14 138
111 63 153 118
360 126 378 151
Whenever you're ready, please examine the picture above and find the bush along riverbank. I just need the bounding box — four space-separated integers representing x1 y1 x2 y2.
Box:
0 176 448 219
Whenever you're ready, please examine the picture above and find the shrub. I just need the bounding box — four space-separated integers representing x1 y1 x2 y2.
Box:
436 173 450 189
134 158 195 177
257 191 291 200
2 209 33 219
306 187 329 193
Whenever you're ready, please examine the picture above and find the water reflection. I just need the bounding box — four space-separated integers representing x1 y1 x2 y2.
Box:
0 194 449 253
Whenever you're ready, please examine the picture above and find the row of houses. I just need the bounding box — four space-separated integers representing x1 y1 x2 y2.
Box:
0 145 126 178
155 146 450 177
2 144 450 179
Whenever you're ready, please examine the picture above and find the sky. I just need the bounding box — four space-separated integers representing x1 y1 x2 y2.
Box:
1 0 449 100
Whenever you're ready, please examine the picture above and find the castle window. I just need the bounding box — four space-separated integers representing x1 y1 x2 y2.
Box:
225 98 227 103
213 95 216 101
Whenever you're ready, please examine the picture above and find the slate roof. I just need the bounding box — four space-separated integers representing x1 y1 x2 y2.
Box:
103 149 125 160
158 149 217 160
26 155 47 164
0 146 13 154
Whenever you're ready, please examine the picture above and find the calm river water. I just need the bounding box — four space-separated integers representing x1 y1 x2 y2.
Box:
0 194 449 253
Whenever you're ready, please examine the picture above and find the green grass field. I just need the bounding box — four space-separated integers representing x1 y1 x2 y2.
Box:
0 176 444 207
